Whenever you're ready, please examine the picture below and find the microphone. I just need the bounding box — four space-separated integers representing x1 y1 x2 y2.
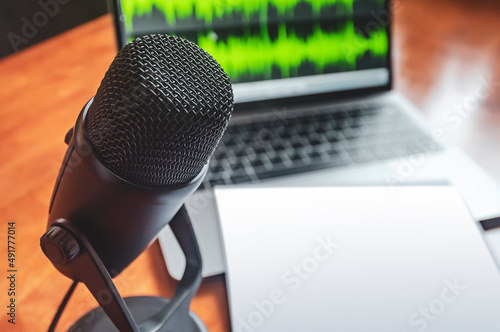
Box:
40 34 233 332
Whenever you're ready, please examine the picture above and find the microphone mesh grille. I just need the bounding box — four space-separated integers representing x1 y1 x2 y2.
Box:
85 34 233 187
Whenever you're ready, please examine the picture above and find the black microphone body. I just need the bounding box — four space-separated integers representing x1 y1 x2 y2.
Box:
47 99 206 278
42 34 233 279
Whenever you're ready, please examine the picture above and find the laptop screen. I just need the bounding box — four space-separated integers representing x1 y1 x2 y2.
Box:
114 0 391 103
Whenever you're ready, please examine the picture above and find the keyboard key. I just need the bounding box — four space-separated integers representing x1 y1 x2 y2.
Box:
290 152 303 162
290 140 304 149
269 154 283 165
231 174 253 184
229 162 245 172
250 159 265 168
209 178 228 187
272 142 287 151
210 164 225 174
325 131 340 143
308 150 323 161
307 134 323 146
253 145 267 154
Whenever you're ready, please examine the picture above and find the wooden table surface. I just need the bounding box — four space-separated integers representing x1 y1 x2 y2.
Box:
1 0 499 331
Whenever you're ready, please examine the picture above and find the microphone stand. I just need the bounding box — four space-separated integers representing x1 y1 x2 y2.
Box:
42 205 206 332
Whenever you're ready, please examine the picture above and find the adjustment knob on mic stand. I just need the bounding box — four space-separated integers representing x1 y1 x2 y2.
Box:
40 226 80 265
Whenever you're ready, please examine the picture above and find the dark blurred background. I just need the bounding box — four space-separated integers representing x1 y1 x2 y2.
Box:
0 0 107 59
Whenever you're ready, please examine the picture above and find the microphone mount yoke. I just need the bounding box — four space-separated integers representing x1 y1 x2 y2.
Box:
41 205 207 332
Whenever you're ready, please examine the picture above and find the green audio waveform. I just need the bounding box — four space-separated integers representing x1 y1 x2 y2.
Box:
198 22 388 80
121 0 360 29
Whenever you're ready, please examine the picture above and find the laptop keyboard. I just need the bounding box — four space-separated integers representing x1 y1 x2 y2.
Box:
200 103 440 190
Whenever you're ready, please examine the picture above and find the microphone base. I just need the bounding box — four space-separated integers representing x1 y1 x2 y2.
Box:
68 296 207 332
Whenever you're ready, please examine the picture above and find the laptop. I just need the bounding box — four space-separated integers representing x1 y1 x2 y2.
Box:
109 0 500 279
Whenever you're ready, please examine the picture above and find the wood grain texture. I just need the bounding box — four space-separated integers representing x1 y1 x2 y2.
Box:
0 1 499 331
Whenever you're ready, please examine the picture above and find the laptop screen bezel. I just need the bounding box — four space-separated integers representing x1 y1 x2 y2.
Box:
108 0 393 112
